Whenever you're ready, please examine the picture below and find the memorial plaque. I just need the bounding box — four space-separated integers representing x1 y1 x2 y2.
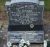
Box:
8 3 42 25
8 31 44 43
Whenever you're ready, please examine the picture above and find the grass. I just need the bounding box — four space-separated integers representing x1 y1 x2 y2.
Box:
0 0 6 11
44 0 50 11
0 0 6 5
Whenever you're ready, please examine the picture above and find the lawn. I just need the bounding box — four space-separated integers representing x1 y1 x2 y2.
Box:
44 0 50 11
0 0 6 5
0 0 6 11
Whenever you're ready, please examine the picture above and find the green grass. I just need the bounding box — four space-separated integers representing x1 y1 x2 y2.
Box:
0 0 7 11
44 0 50 11
0 0 6 5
